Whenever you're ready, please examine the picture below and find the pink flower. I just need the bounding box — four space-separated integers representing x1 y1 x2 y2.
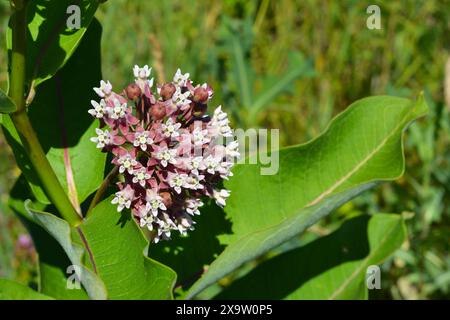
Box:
132 167 152 187
185 199 203 216
161 118 182 138
133 65 154 97
88 99 107 118
184 173 205 190
88 66 239 242
112 148 138 175
213 189 230 208
111 185 135 212
90 128 111 149
186 156 206 174
93 80 112 98
103 99 139 135
192 126 211 146
208 106 233 137
153 144 178 167
173 68 190 87
172 86 191 107
167 172 188 194
128 127 154 151
145 189 167 217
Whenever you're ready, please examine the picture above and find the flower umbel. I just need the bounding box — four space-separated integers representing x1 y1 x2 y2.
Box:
89 67 239 243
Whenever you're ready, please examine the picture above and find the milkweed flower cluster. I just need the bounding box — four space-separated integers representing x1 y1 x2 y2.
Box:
89 66 239 243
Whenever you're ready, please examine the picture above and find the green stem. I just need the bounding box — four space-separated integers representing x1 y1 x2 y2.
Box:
86 166 119 218
8 1 82 226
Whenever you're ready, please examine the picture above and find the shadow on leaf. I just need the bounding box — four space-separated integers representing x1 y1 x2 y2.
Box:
214 215 371 299
148 200 233 290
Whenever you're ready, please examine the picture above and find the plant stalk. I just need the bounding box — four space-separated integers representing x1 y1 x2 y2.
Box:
86 166 119 218
8 1 82 226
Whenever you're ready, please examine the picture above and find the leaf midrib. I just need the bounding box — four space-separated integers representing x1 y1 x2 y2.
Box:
306 106 411 207
55 75 81 213
328 220 400 299
186 185 374 299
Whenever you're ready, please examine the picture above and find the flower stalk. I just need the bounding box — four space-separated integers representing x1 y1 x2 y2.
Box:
8 1 82 227
86 166 119 217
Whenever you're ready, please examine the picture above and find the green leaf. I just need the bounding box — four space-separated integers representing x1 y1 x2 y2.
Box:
0 89 16 113
2 19 106 206
78 197 177 299
20 195 177 300
9 177 89 299
187 184 374 299
7 0 99 87
0 278 53 300
24 201 108 300
148 201 232 290
186 94 428 298
215 214 406 299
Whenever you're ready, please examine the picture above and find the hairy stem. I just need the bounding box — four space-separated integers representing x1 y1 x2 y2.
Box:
8 1 82 226
86 166 119 217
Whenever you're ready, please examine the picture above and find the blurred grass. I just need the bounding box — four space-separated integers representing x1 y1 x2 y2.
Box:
0 0 449 299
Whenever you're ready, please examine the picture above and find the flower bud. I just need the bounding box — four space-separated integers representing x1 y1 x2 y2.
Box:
160 191 173 208
160 83 176 100
125 83 142 100
17 234 33 250
150 102 166 120
193 87 209 103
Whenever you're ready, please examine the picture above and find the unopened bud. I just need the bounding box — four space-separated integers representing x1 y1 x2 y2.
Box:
125 83 141 100
160 192 173 208
193 87 209 103
160 83 176 100
150 102 166 120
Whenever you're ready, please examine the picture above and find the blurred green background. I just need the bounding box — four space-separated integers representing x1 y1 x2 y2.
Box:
0 0 449 299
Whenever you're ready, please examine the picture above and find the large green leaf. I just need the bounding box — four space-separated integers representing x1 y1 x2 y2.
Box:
7 0 99 87
2 19 106 206
18 195 177 300
78 197 177 299
187 184 374 299
0 279 53 300
186 94 427 298
215 213 406 299
9 177 89 299
24 201 108 300
0 89 16 113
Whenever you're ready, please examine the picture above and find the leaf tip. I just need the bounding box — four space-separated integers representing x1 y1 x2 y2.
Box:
413 91 429 118
0 89 17 114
